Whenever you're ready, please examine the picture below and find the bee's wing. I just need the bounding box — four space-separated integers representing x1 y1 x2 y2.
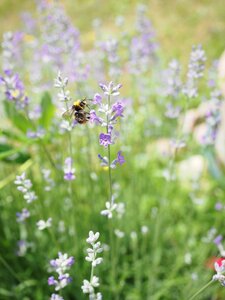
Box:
62 108 74 120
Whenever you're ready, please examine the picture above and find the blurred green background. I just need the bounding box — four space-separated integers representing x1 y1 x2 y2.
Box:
0 0 224 61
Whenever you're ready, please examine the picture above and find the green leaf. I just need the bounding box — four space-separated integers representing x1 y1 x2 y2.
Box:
39 92 55 129
3 101 31 133
0 129 28 142
0 288 14 297
0 143 31 163
14 280 37 292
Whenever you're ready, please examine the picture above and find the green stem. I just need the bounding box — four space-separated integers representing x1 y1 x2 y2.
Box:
188 280 214 300
107 95 113 204
0 255 20 282
25 111 57 170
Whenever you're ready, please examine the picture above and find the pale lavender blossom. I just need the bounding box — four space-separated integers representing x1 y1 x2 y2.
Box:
93 93 102 105
48 252 74 294
16 208 30 223
63 157 76 181
110 151 125 168
90 110 103 125
50 294 64 300
14 172 37 204
0 69 29 109
42 169 55 191
183 45 206 98
99 81 122 96
214 235 223 246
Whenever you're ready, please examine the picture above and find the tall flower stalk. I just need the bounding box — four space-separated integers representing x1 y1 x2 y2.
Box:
81 231 103 300
54 71 77 243
90 82 125 296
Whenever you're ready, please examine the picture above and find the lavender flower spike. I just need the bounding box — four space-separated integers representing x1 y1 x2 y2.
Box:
99 81 122 96
63 157 76 181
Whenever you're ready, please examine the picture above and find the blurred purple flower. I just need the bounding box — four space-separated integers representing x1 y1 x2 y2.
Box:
99 133 112 147
63 157 76 181
214 235 223 246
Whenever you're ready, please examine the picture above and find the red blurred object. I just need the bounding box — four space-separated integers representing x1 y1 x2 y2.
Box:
206 257 225 270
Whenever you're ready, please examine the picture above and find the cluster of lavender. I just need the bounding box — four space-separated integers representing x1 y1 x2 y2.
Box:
15 172 37 204
14 172 37 255
90 82 125 218
48 252 74 298
14 172 54 255
128 4 158 75
183 45 207 98
202 90 222 145
81 231 103 300
54 72 76 181
163 45 207 121
1 31 23 71
0 69 29 110
42 169 55 191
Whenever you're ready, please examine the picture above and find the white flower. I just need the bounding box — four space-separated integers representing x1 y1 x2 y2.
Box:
87 231 100 245
101 201 117 218
99 81 122 96
114 229 125 238
50 294 64 300
81 279 94 294
130 231 137 240
141 226 149 235
115 202 125 218
36 218 52 230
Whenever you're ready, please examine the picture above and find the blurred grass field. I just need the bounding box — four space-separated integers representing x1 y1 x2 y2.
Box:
0 0 225 61
0 1 225 299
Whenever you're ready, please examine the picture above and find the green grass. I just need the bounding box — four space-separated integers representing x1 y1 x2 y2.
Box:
0 1 225 300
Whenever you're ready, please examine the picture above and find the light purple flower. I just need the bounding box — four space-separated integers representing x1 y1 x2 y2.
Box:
99 133 112 147
111 101 124 120
214 235 223 245
16 208 30 223
63 157 76 181
111 151 125 168
215 202 223 211
90 110 103 125
93 93 102 105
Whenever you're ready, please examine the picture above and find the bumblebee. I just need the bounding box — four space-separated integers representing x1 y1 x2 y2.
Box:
62 98 91 124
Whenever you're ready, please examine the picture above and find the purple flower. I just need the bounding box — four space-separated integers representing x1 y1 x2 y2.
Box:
0 69 29 109
111 151 125 168
16 208 30 223
63 157 76 181
116 151 125 165
215 202 223 211
111 101 124 120
90 110 103 125
214 235 223 245
165 104 181 119
93 93 102 105
48 252 74 292
48 276 56 286
99 133 112 147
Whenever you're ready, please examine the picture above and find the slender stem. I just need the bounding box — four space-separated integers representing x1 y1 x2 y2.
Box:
25 110 57 170
0 255 20 282
107 95 113 204
188 280 214 300
148 96 191 297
